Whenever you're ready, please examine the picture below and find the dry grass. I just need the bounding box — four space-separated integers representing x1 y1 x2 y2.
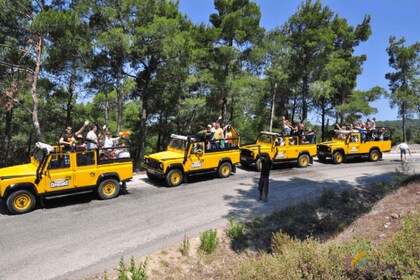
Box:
85 175 420 280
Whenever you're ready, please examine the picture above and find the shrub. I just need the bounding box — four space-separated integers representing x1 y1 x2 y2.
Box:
117 257 128 280
179 234 190 256
130 257 148 280
199 229 218 253
228 217 246 241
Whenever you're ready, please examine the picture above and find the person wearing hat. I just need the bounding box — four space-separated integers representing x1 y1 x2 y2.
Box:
75 134 87 151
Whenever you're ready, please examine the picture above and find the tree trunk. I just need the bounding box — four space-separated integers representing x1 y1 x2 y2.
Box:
116 67 123 134
269 82 277 132
31 37 43 142
66 69 76 127
301 76 309 122
402 102 407 142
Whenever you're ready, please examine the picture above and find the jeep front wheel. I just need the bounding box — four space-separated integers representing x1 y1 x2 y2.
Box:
98 179 120 199
369 149 380 162
297 154 310 168
166 169 183 187
146 171 158 180
218 162 232 178
6 190 36 215
240 160 250 168
317 154 326 162
333 151 344 164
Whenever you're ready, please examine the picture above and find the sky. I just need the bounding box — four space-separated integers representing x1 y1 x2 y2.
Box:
178 0 420 122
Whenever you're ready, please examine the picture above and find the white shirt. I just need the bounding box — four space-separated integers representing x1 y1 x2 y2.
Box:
86 130 98 149
103 136 119 148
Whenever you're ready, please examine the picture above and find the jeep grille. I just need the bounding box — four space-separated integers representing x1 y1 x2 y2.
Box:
241 149 253 157
317 145 330 153
146 158 162 170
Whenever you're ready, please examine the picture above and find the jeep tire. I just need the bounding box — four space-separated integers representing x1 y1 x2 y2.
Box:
166 169 184 187
369 149 380 162
218 162 232 178
297 154 310 168
6 189 37 215
98 179 120 199
333 151 344 164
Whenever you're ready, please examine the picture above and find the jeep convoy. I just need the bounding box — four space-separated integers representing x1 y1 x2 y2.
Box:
144 128 241 187
316 129 392 164
0 142 133 214
240 131 317 171
1 126 395 214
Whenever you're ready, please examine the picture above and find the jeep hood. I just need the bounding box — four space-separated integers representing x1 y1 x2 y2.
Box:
241 144 271 150
147 151 185 161
318 141 344 146
0 163 37 180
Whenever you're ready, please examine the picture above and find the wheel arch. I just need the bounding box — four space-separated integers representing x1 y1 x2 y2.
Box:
97 172 120 186
4 183 38 199
166 163 184 174
218 157 233 166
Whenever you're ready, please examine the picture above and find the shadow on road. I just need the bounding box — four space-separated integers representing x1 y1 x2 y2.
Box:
222 166 413 253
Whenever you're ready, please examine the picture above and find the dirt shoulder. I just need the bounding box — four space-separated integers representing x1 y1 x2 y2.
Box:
85 177 420 280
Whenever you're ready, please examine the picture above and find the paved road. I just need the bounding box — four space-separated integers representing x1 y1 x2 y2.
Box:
1 154 419 280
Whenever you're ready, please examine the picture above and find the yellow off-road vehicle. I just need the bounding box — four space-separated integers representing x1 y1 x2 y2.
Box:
144 128 240 187
240 131 317 171
316 129 392 164
0 142 133 214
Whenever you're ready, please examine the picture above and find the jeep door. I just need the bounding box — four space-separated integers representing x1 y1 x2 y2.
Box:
348 133 361 154
74 150 97 187
186 142 210 171
42 153 75 192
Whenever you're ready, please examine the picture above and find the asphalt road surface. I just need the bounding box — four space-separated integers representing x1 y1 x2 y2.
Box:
1 154 419 280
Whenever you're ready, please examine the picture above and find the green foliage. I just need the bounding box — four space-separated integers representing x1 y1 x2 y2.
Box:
117 257 128 280
199 229 219 254
227 217 246 241
179 235 190 257
0 0 415 168
130 257 148 280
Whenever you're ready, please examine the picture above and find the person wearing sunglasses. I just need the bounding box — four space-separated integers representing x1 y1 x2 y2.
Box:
59 120 89 151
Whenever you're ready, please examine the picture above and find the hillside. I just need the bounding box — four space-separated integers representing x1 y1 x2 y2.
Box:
85 174 420 279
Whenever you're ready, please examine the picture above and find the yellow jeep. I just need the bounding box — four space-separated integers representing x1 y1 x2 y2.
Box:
240 131 317 171
316 129 392 164
144 128 240 187
0 142 133 214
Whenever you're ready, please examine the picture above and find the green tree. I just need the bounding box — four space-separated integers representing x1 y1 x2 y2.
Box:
385 36 420 142
283 0 335 122
129 0 193 168
207 0 264 124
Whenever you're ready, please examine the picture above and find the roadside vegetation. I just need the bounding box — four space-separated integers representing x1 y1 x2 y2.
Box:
1 0 419 169
100 174 419 280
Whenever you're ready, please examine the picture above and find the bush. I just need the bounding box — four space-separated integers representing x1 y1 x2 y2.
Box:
179 234 190 256
199 229 218 254
228 217 246 241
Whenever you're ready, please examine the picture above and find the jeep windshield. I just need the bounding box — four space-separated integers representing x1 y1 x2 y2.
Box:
31 147 44 165
333 130 351 141
168 137 188 152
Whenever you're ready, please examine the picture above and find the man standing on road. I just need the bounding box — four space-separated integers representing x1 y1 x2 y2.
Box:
258 154 272 202
397 142 412 161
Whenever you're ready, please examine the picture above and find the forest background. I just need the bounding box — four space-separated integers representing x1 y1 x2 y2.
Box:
0 0 419 169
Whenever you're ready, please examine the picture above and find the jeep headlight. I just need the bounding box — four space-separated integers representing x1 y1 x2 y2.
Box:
159 163 163 170
144 158 148 164
250 152 254 157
